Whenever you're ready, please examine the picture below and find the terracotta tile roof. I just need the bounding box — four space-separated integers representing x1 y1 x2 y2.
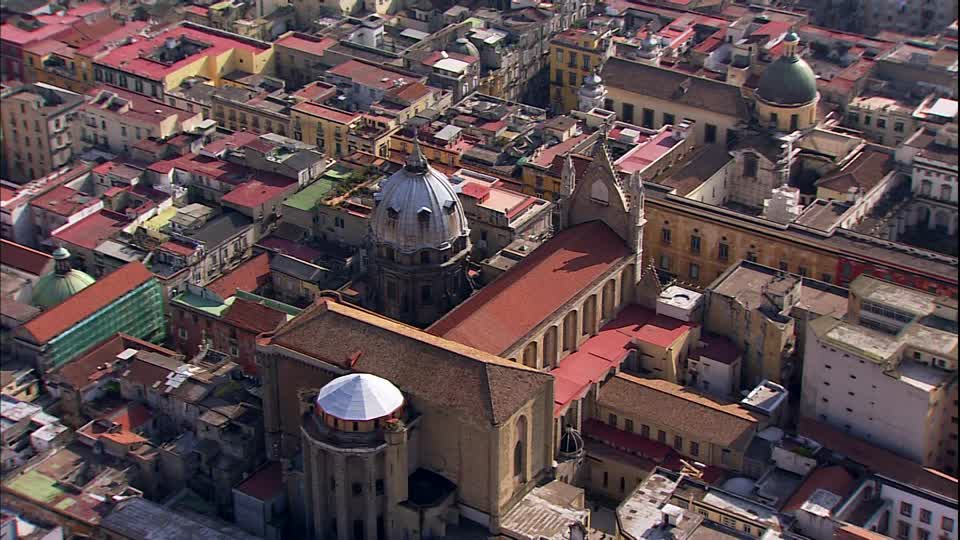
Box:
53 210 130 251
234 461 284 501
0 186 17 202
782 466 856 513
599 373 758 449
327 59 420 91
291 102 359 124
0 239 53 276
601 57 748 118
834 524 891 540
815 149 893 193
275 32 336 56
428 220 630 355
267 299 553 425
222 177 298 209
29 185 98 217
222 297 287 334
21 262 154 343
206 252 270 298
158 240 197 257
51 333 180 390
693 333 740 365
798 416 958 499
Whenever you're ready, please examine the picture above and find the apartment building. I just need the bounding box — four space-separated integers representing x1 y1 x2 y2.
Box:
92 23 273 101
0 83 83 183
549 28 613 113
802 275 958 474
897 123 959 236
80 85 203 154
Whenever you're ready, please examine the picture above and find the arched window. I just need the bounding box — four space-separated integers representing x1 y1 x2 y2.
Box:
941 184 952 201
921 180 932 196
514 415 527 481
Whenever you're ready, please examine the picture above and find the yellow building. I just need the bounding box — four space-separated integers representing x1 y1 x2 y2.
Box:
549 29 612 114
585 373 760 500
22 42 87 93
601 56 744 146
290 102 360 158
92 22 274 100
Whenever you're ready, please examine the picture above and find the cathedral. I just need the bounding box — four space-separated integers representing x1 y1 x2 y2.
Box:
257 132 650 538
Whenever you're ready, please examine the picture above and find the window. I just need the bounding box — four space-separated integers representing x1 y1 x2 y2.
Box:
375 479 384 495
689 263 700 280
798 266 808 276
568 71 577 85
608 413 618 427
582 55 590 70
623 103 635 124
721 516 736 528
603 98 613 111
659 255 671 270
918 529 930 540
941 185 952 201
770 112 778 125
942 517 954 532
690 235 701 254
352 482 362 495
705 123 717 143
877 118 887 129
746 252 757 263
568 52 577 67
718 242 729 261
625 419 634 433
920 510 932 525
603 471 608 487
641 108 654 128
779 261 789 271
421 285 432 304
555 49 563 62
790 114 799 131
864 115 872 126
674 435 683 450
744 154 758 177
901 502 913 517
641 424 650 438
895 121 905 133
661 228 672 244
690 441 699 456
657 430 666 443
663 113 675 126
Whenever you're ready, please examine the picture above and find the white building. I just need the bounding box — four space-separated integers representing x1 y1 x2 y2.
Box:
835 475 958 540
896 123 959 236
801 275 958 473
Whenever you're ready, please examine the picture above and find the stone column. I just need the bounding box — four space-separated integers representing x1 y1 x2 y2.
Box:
364 453 378 540
384 426 408 538
334 453 349 540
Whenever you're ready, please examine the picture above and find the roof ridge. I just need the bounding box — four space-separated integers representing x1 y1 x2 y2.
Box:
615 372 755 420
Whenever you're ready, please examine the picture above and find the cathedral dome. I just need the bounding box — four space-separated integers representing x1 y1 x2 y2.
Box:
31 247 95 310
370 140 469 253
756 33 818 106
315 373 404 422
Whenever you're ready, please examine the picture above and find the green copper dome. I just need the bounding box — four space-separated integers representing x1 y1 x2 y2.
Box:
30 248 95 310
756 34 818 106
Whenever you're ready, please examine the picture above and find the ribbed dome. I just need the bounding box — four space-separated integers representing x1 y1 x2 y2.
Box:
370 141 469 253
30 248 95 310
558 426 584 456
579 71 605 98
316 373 404 422
756 34 818 106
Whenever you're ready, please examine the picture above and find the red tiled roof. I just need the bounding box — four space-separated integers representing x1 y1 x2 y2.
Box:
86 403 151 445
327 59 419 90
461 182 491 200
94 25 269 81
53 210 130 250
222 297 288 334
186 5 209 16
206 252 270 298
158 240 197 257
583 418 678 464
275 33 336 56
798 416 958 499
0 19 74 47
23 38 70 56
609 304 695 348
29 185 99 217
0 239 53 276
0 186 17 202
21 262 154 343
222 176 298 209
385 81 432 102
256 236 322 262
529 133 590 168
783 466 856 513
235 461 284 500
52 333 180 389
835 525 892 540
428 221 630 354
292 102 359 124
693 333 740 365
